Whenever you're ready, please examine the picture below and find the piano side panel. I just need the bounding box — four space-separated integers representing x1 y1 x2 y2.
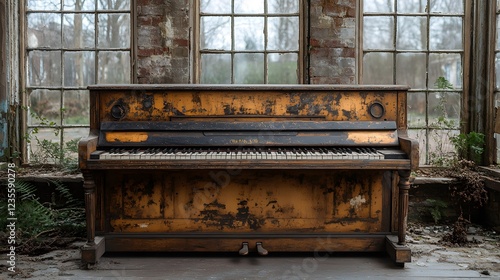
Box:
98 90 400 122
104 170 390 234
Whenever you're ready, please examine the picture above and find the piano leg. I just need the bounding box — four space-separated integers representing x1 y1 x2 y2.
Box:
81 170 105 264
385 169 412 266
397 169 411 245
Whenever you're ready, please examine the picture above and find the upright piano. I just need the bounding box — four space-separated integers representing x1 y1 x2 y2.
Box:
78 84 418 266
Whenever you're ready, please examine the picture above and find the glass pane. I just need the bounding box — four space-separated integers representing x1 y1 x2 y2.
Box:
234 53 264 84
268 17 299 51
64 52 96 87
268 53 298 84
396 53 426 89
29 128 61 165
98 0 130 10
407 92 426 128
98 13 130 48
63 127 89 160
28 51 62 87
63 90 90 125
200 16 231 50
268 0 299 14
429 17 463 50
27 13 62 48
63 13 95 48
408 129 427 166
428 53 462 89
29 90 61 126
63 0 95 10
363 0 394 13
362 52 394 84
201 54 231 84
363 16 394 50
27 0 60 10
428 129 459 165
496 54 500 89
397 0 426 13
98 51 130 83
201 0 231 14
430 0 464 14
397 16 426 50
428 92 461 129
234 1 264 14
234 17 264 51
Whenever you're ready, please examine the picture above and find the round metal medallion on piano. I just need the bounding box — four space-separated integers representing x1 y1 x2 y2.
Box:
368 102 385 119
111 104 126 120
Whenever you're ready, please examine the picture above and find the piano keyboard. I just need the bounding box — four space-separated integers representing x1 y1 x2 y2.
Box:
90 147 407 161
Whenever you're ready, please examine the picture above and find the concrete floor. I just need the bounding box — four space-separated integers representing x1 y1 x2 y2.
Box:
24 252 494 280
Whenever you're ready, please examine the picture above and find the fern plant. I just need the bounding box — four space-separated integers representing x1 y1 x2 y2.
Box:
0 179 85 241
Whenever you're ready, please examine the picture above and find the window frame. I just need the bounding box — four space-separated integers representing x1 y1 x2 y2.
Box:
192 0 305 84
359 0 472 166
20 0 134 163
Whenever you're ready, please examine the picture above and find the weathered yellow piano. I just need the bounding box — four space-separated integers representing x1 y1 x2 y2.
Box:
78 84 418 266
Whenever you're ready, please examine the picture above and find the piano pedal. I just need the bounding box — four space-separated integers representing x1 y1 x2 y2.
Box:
256 242 268 256
239 242 249 256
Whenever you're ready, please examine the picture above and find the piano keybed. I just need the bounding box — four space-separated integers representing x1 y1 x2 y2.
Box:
90 147 407 161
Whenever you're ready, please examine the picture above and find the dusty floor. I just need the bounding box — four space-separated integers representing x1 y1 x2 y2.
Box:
1 223 500 279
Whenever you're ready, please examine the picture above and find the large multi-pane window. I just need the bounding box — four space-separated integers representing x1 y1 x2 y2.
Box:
197 0 301 84
362 0 465 165
25 0 131 162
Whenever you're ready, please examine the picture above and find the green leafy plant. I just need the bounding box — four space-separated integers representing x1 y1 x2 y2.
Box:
425 199 448 224
0 179 85 254
23 106 80 172
450 132 485 164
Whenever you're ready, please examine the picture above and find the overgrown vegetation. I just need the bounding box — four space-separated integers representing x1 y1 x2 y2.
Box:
23 106 80 173
425 77 488 245
425 199 448 224
0 179 85 255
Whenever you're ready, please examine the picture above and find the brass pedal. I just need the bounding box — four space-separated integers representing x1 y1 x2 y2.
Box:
239 242 249 256
256 242 268 256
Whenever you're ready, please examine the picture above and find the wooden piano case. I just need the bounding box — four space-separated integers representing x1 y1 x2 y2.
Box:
79 85 418 266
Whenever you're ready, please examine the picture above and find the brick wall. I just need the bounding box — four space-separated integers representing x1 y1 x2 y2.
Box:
135 0 357 84
136 0 190 84
308 0 356 84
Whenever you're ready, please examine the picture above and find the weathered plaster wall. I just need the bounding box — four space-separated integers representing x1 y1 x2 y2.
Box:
0 0 7 160
136 0 357 84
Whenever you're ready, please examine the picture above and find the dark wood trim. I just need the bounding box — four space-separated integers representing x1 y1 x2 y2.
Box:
88 84 411 92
